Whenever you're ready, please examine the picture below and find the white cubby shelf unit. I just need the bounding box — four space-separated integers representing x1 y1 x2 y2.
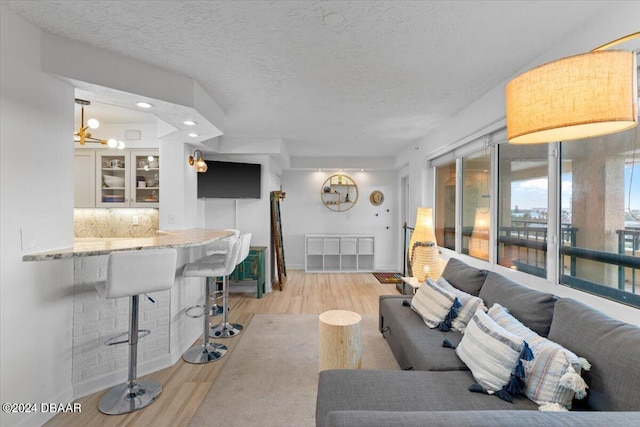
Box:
305 234 375 273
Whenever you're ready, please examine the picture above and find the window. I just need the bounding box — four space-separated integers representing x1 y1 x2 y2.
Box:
560 126 640 307
497 143 549 276
435 161 456 250
461 150 491 261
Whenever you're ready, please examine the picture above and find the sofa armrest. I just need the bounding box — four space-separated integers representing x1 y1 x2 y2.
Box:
325 410 640 427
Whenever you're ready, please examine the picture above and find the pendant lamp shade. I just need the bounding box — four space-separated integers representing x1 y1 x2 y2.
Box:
506 50 637 144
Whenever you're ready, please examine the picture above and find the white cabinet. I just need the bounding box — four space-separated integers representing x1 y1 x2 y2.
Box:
74 150 95 207
96 151 130 207
305 234 375 273
74 149 159 208
130 150 160 208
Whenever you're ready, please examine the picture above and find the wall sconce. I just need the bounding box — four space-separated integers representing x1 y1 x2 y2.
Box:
506 32 639 144
188 150 208 173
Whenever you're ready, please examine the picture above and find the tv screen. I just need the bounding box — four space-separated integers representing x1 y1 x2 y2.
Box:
197 160 262 199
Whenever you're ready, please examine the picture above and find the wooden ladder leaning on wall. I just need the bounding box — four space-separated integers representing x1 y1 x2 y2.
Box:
271 190 287 290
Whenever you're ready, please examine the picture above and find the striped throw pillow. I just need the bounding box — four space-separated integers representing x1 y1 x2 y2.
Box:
456 310 526 393
410 279 458 329
488 303 589 409
437 277 487 332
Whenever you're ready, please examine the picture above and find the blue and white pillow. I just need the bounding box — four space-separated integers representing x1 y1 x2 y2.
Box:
488 303 589 409
437 277 487 332
411 279 459 330
456 309 533 400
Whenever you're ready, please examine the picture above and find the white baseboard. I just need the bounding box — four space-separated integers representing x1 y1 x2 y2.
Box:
171 327 203 365
72 354 172 399
14 386 73 427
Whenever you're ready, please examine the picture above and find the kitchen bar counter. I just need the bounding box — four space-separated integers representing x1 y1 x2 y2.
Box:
25 228 235 398
23 228 233 261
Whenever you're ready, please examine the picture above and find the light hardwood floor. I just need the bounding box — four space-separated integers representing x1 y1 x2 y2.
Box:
45 270 399 426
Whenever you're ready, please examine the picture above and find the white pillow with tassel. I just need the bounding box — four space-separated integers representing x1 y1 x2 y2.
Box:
488 303 590 409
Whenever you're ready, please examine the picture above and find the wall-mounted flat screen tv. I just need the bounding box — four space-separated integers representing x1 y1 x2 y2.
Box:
197 160 262 199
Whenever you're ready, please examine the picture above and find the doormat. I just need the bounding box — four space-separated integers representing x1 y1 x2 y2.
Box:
372 272 403 284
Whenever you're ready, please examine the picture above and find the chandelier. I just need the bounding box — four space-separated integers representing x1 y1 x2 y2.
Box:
74 99 125 149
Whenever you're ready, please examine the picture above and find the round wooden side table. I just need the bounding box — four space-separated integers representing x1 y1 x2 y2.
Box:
318 310 362 371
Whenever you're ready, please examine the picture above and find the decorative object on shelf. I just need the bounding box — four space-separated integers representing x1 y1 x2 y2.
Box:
320 174 359 212
407 208 437 277
188 150 208 172
74 99 125 149
506 31 639 144
103 174 125 188
411 241 441 282
370 190 384 206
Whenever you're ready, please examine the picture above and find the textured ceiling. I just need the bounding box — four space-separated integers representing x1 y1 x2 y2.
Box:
3 1 613 157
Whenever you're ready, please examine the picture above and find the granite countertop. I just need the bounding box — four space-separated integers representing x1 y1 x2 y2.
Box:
23 228 234 261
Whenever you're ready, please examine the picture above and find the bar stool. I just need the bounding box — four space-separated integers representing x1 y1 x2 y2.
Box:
205 228 239 317
182 236 242 364
211 233 252 338
95 248 177 415
206 228 240 256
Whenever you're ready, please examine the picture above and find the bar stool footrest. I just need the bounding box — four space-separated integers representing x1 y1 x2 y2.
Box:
104 330 151 346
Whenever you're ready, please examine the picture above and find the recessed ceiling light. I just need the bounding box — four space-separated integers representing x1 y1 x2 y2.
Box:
183 120 196 126
188 132 199 138
360 168 365 172
136 102 152 109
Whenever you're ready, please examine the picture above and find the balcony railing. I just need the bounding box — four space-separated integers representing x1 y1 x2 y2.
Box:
497 220 639 307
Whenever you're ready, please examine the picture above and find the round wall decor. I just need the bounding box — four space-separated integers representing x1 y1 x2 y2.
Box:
369 190 384 206
320 174 358 212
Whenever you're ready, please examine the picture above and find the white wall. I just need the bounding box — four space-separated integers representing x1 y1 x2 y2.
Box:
201 155 282 288
281 170 398 271
1 7 75 427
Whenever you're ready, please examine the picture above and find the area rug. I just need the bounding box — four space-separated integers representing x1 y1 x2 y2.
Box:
189 313 399 427
372 272 403 284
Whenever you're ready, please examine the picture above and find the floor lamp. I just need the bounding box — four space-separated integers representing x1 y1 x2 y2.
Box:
407 208 437 277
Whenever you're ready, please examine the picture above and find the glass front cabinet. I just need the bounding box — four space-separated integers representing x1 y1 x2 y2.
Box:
95 150 159 208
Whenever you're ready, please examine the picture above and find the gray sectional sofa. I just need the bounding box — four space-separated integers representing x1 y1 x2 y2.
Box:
316 258 640 426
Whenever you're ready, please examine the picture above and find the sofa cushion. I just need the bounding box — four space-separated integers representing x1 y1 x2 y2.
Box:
488 303 587 409
478 272 556 336
440 258 488 296
317 369 539 427
456 310 529 394
437 277 487 332
411 279 459 329
548 298 640 411
380 296 468 371
324 410 640 427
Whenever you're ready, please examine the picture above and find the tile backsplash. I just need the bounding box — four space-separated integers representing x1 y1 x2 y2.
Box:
74 208 159 238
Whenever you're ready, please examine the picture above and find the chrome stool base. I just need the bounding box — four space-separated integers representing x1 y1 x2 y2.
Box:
209 304 223 317
98 379 162 415
210 322 244 338
182 342 228 364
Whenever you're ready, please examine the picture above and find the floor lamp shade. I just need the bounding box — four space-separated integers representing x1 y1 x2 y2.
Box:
506 50 638 144
408 208 437 264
